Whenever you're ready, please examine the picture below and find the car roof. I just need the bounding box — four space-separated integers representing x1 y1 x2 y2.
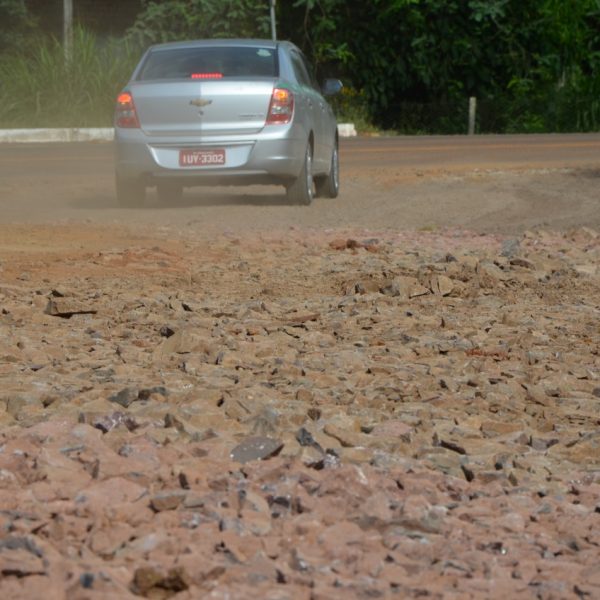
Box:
147 39 290 52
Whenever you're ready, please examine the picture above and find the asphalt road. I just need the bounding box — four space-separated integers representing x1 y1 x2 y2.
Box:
2 133 600 178
0 134 599 233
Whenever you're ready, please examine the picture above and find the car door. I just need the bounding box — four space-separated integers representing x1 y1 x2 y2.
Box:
289 49 327 171
299 52 333 173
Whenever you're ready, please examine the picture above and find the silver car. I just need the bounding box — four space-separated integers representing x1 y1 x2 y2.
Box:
114 39 342 206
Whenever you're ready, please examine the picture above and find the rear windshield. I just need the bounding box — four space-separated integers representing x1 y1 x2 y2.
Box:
137 46 278 81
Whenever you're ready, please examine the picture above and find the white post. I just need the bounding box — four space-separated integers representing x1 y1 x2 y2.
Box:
468 96 477 135
63 0 73 62
270 0 277 41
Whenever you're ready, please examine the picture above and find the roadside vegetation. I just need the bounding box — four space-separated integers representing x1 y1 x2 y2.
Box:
0 0 599 133
0 28 138 128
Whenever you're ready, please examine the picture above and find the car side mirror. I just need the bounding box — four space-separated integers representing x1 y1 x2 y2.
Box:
322 78 343 96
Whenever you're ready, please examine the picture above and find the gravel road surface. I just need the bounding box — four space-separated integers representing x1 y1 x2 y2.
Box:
0 134 599 599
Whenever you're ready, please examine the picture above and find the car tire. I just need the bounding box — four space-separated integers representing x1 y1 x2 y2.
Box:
286 142 314 205
315 139 340 199
156 182 183 205
116 174 145 208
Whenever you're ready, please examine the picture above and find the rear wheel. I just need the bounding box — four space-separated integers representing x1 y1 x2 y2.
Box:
156 182 183 205
286 143 314 205
315 139 340 198
116 175 145 208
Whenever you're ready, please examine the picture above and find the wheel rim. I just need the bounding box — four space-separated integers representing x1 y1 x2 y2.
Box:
306 145 313 201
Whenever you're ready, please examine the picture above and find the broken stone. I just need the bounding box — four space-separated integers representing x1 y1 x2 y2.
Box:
500 238 521 258
45 297 97 318
92 411 139 433
230 437 284 463
0 536 46 578
150 490 187 512
2 225 600 599
109 386 167 408
131 566 190 597
109 387 140 409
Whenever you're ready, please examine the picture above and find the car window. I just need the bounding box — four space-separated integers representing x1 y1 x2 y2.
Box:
289 50 313 88
137 46 278 80
300 53 320 90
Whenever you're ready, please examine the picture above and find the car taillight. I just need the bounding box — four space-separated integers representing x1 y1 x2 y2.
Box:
266 87 294 125
115 91 140 128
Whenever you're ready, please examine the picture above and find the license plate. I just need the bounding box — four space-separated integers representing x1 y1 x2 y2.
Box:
179 148 225 167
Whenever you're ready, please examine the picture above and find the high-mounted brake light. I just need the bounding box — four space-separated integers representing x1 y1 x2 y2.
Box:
191 72 223 79
115 91 140 128
266 87 294 125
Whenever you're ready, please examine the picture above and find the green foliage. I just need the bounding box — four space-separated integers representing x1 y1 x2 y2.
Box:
0 27 139 127
0 0 35 51
1 0 599 132
285 0 600 133
330 86 377 132
126 0 271 46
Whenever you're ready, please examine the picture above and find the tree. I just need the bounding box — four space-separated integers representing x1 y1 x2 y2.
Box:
0 0 35 51
126 0 271 46
121 0 600 131
283 0 600 132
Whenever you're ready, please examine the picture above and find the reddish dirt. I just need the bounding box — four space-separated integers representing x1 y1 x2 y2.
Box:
0 139 599 598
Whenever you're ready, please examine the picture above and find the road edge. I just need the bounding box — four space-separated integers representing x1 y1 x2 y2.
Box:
0 128 114 143
0 123 357 143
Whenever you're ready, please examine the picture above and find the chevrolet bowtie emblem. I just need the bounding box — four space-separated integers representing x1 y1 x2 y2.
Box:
189 98 213 108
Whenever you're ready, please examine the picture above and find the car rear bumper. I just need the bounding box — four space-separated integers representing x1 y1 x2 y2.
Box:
115 126 306 187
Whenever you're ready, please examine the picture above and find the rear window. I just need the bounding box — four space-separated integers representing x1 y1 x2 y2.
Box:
137 46 278 81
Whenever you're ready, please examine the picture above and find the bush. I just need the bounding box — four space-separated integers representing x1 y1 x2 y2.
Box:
0 27 140 128
329 86 377 132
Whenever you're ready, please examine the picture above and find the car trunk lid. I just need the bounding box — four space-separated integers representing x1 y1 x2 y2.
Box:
130 79 276 138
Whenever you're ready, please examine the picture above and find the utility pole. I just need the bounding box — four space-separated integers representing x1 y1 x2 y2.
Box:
270 0 277 41
63 0 73 62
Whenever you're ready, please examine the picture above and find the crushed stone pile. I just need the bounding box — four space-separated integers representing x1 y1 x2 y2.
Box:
0 225 599 599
